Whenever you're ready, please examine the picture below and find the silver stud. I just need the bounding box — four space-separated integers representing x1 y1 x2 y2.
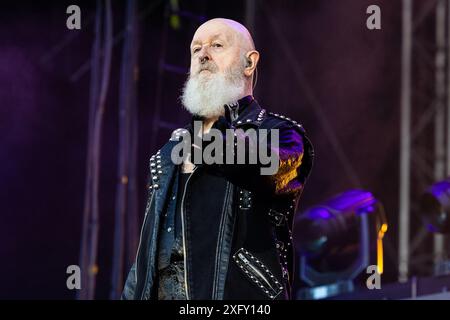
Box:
151 169 156 174
246 119 251 122
153 184 159 189
237 121 242 124
158 170 162 174
167 227 172 232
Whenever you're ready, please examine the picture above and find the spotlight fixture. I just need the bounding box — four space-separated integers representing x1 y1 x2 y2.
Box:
421 179 450 234
293 190 387 300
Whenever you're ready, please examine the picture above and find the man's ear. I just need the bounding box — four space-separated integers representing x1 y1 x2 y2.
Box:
244 50 259 77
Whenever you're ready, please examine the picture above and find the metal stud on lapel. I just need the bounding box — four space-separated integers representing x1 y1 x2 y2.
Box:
148 149 162 190
257 110 265 122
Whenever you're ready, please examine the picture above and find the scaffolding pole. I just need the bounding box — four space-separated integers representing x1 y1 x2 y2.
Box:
447 0 450 177
78 0 113 300
400 0 450 280
434 0 446 269
110 0 139 300
399 0 413 283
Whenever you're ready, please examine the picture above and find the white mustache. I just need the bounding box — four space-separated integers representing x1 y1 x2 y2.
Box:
197 62 218 75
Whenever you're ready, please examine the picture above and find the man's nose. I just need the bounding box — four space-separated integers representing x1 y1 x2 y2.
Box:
199 55 209 64
198 46 211 64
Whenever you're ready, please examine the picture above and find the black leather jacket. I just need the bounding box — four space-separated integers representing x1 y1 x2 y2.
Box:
122 97 314 300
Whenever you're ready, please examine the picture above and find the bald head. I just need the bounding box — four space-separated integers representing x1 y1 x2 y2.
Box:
192 18 255 52
188 18 259 92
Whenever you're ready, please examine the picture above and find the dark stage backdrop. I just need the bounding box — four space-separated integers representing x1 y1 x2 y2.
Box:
0 0 402 299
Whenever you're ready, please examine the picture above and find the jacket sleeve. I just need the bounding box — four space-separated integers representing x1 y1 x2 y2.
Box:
202 117 311 197
121 263 137 300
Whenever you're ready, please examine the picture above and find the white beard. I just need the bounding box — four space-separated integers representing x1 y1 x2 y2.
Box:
181 62 247 118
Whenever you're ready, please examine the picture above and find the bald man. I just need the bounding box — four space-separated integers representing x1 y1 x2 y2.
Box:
122 18 314 300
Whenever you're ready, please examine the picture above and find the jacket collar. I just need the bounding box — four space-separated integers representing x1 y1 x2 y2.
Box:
224 95 266 128
187 95 267 130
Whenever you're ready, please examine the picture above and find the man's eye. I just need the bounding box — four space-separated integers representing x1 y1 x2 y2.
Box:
193 48 200 53
212 43 222 48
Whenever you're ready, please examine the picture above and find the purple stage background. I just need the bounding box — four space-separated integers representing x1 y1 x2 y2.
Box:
0 0 404 299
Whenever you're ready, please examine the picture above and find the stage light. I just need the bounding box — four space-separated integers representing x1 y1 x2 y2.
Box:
420 179 450 234
293 189 387 300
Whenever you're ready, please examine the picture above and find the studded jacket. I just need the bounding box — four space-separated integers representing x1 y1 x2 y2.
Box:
121 96 314 300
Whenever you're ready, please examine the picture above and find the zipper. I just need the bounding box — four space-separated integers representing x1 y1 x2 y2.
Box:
233 248 283 299
180 166 198 300
211 183 233 299
238 252 276 292
227 103 239 122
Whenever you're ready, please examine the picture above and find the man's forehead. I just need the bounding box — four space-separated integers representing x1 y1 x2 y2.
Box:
190 19 254 51
191 25 234 46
